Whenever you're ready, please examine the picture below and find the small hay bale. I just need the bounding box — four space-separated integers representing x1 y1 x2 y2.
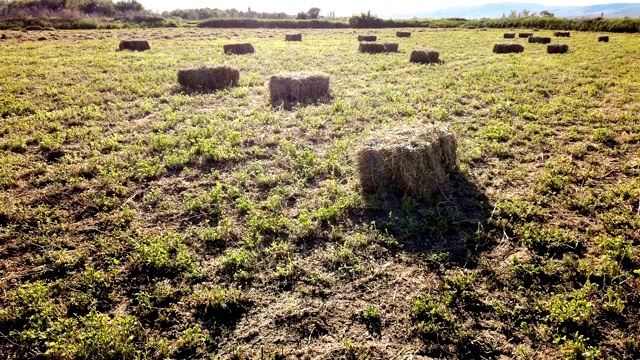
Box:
493 43 524 54
396 31 411 38
223 43 254 55
533 28 539 32
554 31 570 37
547 44 569 54
468 26 476 30
269 71 330 103
503 33 515 39
598 35 609 42
518 33 533 38
359 42 399 54
177 65 239 91
356 124 458 199
37 36 47 41
357 35 377 42
118 40 150 51
1 33 7 40
528 36 551 44
285 34 302 41
479 28 488 31
409 49 439 64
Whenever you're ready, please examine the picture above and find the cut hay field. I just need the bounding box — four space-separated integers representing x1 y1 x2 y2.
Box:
1 27 639 359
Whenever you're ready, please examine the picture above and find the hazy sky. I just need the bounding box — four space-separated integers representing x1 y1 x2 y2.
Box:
141 0 640 16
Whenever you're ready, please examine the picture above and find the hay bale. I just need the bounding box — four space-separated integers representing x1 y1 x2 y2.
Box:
503 33 515 39
285 34 302 41
396 31 411 38
118 40 150 51
37 36 47 41
598 35 609 42
518 33 533 38
359 42 399 54
479 28 488 31
177 65 239 91
357 35 377 42
409 49 439 64
223 43 254 55
547 44 569 54
356 124 458 198
493 43 524 54
269 71 330 103
533 28 539 32
554 31 570 37
468 26 476 30
1 34 7 40
528 36 551 44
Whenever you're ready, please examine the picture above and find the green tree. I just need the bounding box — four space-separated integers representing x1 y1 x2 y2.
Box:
540 10 554 17
308 7 320 19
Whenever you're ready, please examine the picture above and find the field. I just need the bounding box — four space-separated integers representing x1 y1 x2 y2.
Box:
1 27 639 359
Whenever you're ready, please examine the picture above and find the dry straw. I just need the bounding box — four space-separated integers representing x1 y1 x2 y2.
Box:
357 35 377 42
359 42 399 54
410 49 439 64
554 31 571 37
177 65 239 91
356 123 458 199
528 36 551 44
118 40 150 51
396 31 411 38
547 44 569 54
598 35 609 42
223 43 254 55
493 43 524 54
518 33 533 38
269 71 330 103
285 34 302 41
503 33 515 39
468 26 476 29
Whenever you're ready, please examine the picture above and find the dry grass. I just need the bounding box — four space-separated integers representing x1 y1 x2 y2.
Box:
223 43 254 55
268 71 330 103
359 42 399 54
357 123 458 199
118 40 150 51
492 43 525 54
409 49 440 64
177 65 239 92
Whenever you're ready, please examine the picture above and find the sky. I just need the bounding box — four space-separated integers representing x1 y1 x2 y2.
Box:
141 0 640 16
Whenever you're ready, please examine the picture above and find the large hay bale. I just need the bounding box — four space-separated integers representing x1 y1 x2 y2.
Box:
518 33 533 38
357 124 458 198
493 43 524 54
177 65 239 91
554 31 570 37
396 31 411 38
503 33 515 39
223 43 254 55
547 44 569 54
359 42 399 54
528 36 551 44
285 34 302 41
118 40 150 51
409 49 439 64
357 35 377 42
598 35 609 42
269 71 330 103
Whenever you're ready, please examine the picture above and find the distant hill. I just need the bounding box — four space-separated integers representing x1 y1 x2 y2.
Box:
392 3 640 19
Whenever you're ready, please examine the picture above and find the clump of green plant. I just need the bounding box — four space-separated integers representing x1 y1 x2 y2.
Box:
518 223 579 255
131 233 198 276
